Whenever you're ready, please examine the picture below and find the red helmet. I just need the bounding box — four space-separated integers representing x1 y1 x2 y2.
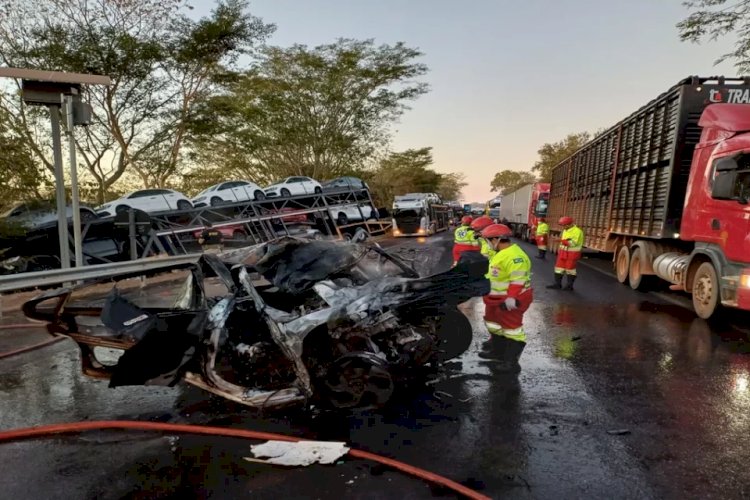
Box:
482 224 512 239
470 215 493 231
559 216 573 226
460 215 473 225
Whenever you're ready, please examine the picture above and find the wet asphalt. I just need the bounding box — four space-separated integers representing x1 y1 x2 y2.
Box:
1 233 750 499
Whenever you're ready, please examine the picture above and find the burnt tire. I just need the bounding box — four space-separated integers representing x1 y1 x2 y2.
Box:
314 186 322 194
337 213 349 225
177 200 192 210
210 197 223 207
434 309 473 362
692 262 720 319
280 188 291 197
322 353 394 409
254 190 266 201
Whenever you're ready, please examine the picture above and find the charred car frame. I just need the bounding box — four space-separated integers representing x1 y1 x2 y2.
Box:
22 237 488 410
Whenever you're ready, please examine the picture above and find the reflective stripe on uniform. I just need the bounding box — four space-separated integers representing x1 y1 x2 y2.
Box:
485 320 503 334
484 321 527 342
454 227 475 244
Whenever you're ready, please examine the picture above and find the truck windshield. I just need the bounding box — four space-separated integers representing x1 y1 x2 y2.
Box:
535 194 549 217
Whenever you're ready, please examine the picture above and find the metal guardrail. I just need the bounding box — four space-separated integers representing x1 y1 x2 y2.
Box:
0 254 202 293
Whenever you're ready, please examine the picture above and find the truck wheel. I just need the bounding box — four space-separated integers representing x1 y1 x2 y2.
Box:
629 247 650 291
692 262 720 319
615 246 630 284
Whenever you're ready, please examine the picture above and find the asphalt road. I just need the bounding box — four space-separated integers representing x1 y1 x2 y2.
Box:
1 233 750 499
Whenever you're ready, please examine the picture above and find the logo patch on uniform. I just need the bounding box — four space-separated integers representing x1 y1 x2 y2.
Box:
491 268 499 277
513 258 524 264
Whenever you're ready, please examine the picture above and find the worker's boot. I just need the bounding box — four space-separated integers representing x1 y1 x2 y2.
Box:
478 336 498 359
535 249 546 260
493 336 526 373
563 275 576 291
546 274 563 289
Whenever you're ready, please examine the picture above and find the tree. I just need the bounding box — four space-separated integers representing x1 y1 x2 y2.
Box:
531 132 590 182
677 0 750 71
0 108 50 204
436 172 467 202
0 0 274 202
190 38 429 184
490 170 536 194
365 147 465 206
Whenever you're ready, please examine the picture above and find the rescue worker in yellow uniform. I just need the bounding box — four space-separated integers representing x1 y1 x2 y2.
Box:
481 223 532 372
452 215 479 266
535 217 549 260
470 215 494 258
547 216 584 290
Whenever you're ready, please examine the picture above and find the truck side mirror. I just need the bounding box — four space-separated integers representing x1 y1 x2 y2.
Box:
712 171 737 200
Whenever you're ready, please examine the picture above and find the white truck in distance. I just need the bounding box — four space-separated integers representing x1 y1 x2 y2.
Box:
392 193 450 237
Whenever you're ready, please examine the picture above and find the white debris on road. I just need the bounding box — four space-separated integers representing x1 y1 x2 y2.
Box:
246 440 350 466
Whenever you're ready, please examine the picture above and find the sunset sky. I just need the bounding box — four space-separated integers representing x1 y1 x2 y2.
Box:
194 0 737 202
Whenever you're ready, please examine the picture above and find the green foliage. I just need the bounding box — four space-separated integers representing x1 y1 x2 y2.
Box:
531 132 590 182
190 38 429 184
490 170 536 194
0 0 274 202
365 147 464 206
436 172 468 202
678 0 750 71
0 108 50 203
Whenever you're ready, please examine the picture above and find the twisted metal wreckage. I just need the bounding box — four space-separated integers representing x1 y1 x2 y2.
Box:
22 237 489 409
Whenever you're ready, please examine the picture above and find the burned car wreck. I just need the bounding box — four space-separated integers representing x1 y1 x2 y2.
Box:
23 237 488 410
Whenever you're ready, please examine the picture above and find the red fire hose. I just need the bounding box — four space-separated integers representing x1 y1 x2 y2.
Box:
0 324 490 498
0 420 490 500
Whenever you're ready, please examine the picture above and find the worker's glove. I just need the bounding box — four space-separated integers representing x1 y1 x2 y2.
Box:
560 239 569 247
503 297 518 311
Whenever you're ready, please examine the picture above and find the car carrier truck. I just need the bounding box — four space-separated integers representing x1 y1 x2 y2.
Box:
497 182 550 241
392 193 450 237
546 76 750 319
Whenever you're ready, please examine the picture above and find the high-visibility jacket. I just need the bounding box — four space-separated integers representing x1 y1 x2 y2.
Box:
559 225 584 253
536 222 549 238
487 243 532 297
454 226 478 246
480 238 495 259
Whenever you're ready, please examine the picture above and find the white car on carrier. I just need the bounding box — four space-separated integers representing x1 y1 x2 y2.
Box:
264 176 322 198
192 180 266 207
96 189 192 217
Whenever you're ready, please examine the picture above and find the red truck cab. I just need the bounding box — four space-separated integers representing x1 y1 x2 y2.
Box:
680 104 750 312
528 183 550 239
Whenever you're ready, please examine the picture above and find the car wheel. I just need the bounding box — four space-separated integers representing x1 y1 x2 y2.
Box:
177 200 192 210
210 197 223 207
115 205 130 214
281 188 291 197
232 230 247 241
338 213 349 225
314 186 322 194
254 190 266 201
